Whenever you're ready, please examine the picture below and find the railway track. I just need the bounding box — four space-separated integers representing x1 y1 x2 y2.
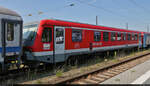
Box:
1 50 150 84
52 52 150 84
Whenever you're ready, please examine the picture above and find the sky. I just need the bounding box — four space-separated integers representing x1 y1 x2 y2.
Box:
0 0 150 32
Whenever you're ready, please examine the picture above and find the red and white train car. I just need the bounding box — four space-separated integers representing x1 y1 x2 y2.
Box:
22 19 143 64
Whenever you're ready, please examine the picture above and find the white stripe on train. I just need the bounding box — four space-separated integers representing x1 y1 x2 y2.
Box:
32 44 139 56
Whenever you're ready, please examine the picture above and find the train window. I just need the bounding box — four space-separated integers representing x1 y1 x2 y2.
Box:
103 32 109 41
42 28 52 42
7 23 14 41
117 32 121 41
56 28 64 44
123 33 126 40
111 32 116 41
72 29 82 42
23 24 38 41
128 33 131 40
132 33 135 40
94 31 101 41
135 34 138 40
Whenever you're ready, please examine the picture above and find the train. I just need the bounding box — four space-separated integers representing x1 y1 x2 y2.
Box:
22 19 150 67
0 6 150 70
0 6 23 71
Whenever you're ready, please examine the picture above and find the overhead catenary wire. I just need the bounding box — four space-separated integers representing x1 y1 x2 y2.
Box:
128 0 150 31
128 0 150 13
24 3 75 17
75 0 128 20
25 0 127 21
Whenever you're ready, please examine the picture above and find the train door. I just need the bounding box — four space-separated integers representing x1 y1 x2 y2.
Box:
139 33 142 48
54 26 65 62
143 34 147 48
41 26 53 63
1 19 22 66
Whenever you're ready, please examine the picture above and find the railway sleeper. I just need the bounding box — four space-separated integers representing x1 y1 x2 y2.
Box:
84 79 99 84
96 74 110 79
110 69 125 73
90 76 103 82
116 65 127 69
107 70 122 74
81 79 98 84
102 72 115 77
113 67 128 70
106 70 119 75
76 81 87 84
92 76 106 81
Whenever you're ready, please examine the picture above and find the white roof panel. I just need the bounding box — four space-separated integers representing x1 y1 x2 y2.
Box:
0 6 20 17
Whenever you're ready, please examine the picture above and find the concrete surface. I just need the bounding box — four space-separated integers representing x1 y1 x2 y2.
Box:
101 56 150 84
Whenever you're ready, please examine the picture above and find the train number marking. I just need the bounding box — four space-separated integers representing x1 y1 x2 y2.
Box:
43 44 50 50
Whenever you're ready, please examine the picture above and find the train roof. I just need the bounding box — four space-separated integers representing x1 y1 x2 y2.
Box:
41 19 143 33
25 19 150 34
23 21 40 27
0 6 20 17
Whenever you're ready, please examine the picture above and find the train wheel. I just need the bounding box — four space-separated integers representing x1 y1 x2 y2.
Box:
67 56 78 66
67 57 72 66
16 63 21 69
27 62 40 69
23 51 40 69
0 64 2 72
74 57 78 66
2 64 8 72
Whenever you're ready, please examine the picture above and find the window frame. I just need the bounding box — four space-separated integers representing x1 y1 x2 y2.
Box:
23 24 38 41
127 33 131 40
135 33 138 40
122 33 126 40
132 33 135 40
42 27 52 43
72 29 82 42
7 22 14 41
117 32 122 41
55 28 64 44
94 31 101 42
111 32 116 41
103 32 109 42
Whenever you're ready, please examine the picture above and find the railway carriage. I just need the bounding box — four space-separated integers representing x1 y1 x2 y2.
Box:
142 32 150 48
23 19 145 66
0 6 23 71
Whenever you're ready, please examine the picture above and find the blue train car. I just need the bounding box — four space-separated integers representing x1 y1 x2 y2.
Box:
142 32 150 48
143 33 147 48
138 33 142 48
0 6 23 71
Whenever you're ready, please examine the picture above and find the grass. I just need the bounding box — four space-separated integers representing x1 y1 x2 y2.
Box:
112 59 119 63
56 70 63 77
115 78 120 82
36 80 42 84
131 70 136 73
64 49 147 74
19 49 150 84
43 49 148 79
26 69 38 80
104 59 108 62
55 66 64 78
70 65 78 69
